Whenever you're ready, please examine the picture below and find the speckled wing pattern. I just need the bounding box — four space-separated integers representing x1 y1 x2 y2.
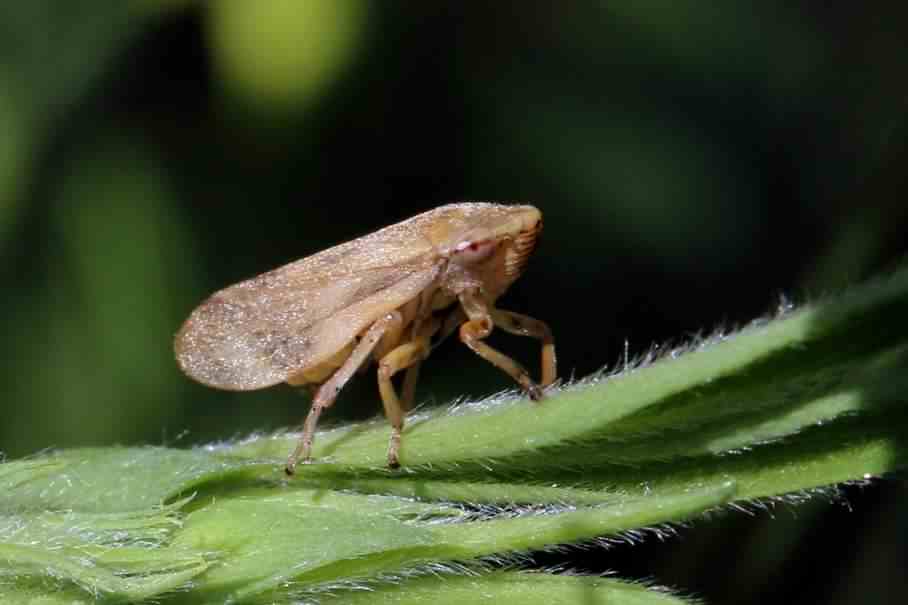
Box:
174 213 444 391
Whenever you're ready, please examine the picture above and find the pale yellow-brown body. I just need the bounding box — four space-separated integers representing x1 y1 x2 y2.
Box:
174 203 556 472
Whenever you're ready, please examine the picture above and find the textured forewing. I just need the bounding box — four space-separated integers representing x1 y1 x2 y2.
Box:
275 217 436 287
175 256 440 391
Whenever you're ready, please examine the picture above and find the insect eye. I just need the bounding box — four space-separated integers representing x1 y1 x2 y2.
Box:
452 239 496 265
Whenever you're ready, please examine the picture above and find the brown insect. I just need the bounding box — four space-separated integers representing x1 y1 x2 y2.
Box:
174 203 556 473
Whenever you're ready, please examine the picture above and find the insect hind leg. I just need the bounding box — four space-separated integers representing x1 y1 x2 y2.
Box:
285 311 402 475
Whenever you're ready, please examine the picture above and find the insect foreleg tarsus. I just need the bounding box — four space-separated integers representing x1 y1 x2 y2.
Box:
457 289 544 400
285 311 403 475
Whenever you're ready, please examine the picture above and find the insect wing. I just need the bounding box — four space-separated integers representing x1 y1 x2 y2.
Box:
175 225 440 391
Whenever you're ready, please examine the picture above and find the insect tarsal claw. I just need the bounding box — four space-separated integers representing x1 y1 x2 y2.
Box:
527 383 544 401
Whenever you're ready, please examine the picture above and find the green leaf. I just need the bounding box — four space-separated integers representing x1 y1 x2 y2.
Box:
0 496 209 602
0 448 249 513
313 572 695 605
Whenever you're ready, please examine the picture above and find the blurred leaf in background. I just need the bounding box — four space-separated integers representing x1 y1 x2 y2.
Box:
12 140 197 453
0 2 140 243
208 0 368 114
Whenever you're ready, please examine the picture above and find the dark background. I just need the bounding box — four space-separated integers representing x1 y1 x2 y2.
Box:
1 3 907 603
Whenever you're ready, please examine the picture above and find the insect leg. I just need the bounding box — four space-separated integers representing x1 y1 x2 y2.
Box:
376 320 436 468
457 290 543 400
285 311 402 475
394 295 446 441
491 309 557 387
401 361 421 411
430 307 466 353
403 312 444 407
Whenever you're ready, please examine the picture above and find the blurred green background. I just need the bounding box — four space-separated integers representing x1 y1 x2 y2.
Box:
2 2 907 603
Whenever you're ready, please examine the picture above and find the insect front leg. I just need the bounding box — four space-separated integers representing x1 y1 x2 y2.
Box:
491 309 557 388
285 311 402 475
457 289 543 400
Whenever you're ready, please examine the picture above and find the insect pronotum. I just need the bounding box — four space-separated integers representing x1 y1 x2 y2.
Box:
174 203 556 473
